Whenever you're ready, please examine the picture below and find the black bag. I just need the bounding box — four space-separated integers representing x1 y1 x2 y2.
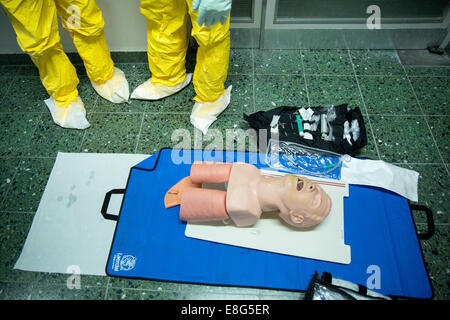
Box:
244 104 367 156
304 271 391 300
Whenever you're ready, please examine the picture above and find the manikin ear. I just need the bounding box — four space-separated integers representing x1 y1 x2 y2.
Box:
311 193 321 208
289 210 304 224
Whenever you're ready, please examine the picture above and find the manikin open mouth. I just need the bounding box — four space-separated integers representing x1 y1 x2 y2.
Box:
297 178 304 191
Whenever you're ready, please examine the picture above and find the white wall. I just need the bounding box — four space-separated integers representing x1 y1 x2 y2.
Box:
0 0 148 54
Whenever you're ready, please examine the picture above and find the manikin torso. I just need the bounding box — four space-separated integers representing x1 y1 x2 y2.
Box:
225 163 263 227
165 162 332 228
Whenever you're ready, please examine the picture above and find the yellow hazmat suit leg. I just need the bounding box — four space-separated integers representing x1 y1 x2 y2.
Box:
1 0 79 107
131 0 192 100
1 0 90 128
136 0 230 103
187 0 230 103
56 0 129 103
55 0 114 84
139 0 189 87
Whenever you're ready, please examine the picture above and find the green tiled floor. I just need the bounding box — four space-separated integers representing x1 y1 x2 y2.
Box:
0 49 448 300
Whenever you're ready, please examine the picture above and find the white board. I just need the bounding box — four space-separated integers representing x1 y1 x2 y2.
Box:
185 170 351 264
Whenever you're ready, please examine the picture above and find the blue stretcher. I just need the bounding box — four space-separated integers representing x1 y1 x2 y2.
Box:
102 148 433 299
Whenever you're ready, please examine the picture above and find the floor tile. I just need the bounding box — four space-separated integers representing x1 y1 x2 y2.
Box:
302 49 353 75
156 74 253 116
306 75 364 111
409 76 449 115
0 160 20 208
0 281 35 299
158 83 196 113
18 65 41 77
0 158 55 212
398 164 449 223
254 49 303 75
229 49 253 75
24 111 85 157
417 225 449 299
203 113 256 152
107 278 179 291
0 212 36 283
404 66 450 77
224 75 253 114
0 65 26 77
180 291 260 300
349 50 405 76
259 288 304 300
136 113 197 154
34 273 108 289
29 284 106 300
115 63 151 78
254 74 308 111
77 76 99 113
370 115 441 163
80 113 143 153
0 76 15 103
118 74 164 113
1 76 47 112
106 287 182 300
0 112 41 157
427 116 449 163
353 116 379 160
358 76 421 115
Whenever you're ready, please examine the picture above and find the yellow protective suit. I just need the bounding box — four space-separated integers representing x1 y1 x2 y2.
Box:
1 0 115 107
140 0 230 103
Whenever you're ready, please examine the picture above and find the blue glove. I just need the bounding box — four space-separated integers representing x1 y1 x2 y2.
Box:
192 0 232 27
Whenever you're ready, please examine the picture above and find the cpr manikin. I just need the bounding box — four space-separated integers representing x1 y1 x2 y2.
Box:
165 162 332 228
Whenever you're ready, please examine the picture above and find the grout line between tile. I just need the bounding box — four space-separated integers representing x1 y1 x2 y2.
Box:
251 49 256 113
299 50 311 106
401 64 450 177
77 127 89 153
0 156 57 160
392 162 448 165
347 49 381 161
0 210 35 214
134 112 146 153
104 277 111 300
253 72 450 78
88 111 190 114
365 113 450 117
0 167 20 211
0 74 17 106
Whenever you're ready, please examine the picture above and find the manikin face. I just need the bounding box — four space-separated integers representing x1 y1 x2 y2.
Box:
278 174 331 228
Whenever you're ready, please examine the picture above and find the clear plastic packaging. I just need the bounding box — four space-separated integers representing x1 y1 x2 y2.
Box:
265 139 344 180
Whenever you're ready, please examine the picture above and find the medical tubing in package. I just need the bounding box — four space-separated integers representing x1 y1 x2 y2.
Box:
265 139 345 180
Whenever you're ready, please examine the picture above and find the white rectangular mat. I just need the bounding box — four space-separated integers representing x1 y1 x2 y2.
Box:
14 152 149 276
185 170 351 264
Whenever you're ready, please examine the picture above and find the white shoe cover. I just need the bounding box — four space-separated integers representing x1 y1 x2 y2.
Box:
91 67 130 104
44 96 90 130
190 85 232 134
131 73 193 100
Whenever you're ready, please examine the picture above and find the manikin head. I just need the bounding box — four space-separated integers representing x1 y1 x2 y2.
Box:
276 174 332 228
